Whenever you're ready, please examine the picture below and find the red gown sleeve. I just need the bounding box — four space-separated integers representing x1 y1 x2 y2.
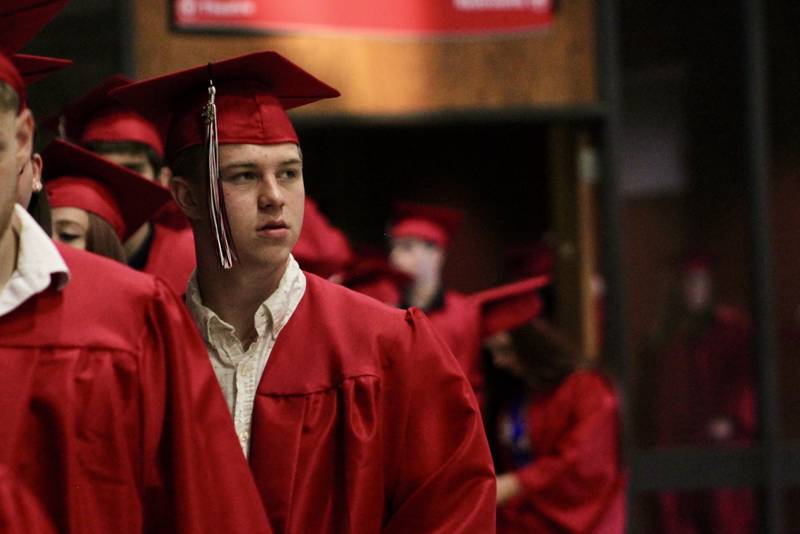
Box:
511 375 623 532
383 308 496 534
138 278 272 534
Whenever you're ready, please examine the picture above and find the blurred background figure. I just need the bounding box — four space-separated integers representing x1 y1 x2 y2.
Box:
485 317 625 533
643 255 756 533
293 197 354 279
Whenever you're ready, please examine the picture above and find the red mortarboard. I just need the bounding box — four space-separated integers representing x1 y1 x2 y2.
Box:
110 51 340 269
42 140 171 241
473 275 550 338
0 0 68 54
109 51 340 163
390 202 464 249
43 75 164 157
338 257 411 306
293 198 353 278
12 53 72 85
0 53 24 111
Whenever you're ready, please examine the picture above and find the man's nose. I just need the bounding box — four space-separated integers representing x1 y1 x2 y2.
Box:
258 175 285 209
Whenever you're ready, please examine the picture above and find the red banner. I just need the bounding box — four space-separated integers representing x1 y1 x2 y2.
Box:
173 0 554 36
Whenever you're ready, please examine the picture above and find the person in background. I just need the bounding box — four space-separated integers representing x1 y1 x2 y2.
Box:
645 255 755 533
46 75 195 294
292 196 353 277
0 41 270 534
485 317 626 534
112 50 496 533
43 139 171 264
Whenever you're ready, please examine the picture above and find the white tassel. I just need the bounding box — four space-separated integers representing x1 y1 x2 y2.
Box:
203 68 239 269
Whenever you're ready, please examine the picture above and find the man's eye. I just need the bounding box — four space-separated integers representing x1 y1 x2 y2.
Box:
279 168 300 180
226 172 257 182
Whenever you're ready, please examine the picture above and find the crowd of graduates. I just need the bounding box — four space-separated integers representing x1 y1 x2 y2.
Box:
1 1 760 533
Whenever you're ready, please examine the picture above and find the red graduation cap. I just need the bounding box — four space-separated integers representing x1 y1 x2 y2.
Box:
473 275 550 338
12 54 72 85
43 75 164 157
110 51 340 269
293 198 353 278
338 257 411 306
109 51 340 163
42 140 171 241
0 0 68 54
0 53 24 111
389 202 464 249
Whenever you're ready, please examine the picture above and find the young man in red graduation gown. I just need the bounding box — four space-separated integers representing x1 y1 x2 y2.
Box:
0 52 271 533
46 75 195 294
112 51 496 533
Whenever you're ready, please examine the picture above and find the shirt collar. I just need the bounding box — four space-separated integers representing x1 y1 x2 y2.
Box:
13 203 70 290
186 255 305 345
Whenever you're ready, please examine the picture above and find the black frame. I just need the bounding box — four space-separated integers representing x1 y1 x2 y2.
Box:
596 0 795 532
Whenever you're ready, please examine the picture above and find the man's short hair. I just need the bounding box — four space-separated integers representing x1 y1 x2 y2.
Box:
0 82 19 114
83 139 163 177
170 145 205 185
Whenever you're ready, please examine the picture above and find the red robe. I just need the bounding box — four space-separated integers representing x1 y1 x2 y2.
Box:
143 205 196 295
248 274 496 533
654 306 755 533
496 371 626 534
0 466 56 534
0 245 270 534
425 290 485 394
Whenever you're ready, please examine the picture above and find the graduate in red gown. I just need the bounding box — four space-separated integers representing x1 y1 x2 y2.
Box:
46 75 195 294
388 202 550 398
112 50 496 533
646 256 755 533
484 316 626 534
43 139 172 263
0 46 270 533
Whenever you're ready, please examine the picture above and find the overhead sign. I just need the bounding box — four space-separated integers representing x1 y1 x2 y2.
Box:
173 0 554 36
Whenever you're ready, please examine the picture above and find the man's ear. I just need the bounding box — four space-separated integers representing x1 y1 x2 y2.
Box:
170 175 205 221
14 109 33 174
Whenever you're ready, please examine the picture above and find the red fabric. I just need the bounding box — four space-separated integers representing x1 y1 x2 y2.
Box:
426 290 485 394
653 306 756 533
339 257 411 306
47 176 126 237
292 198 353 278
0 245 271 534
390 218 450 248
42 140 171 241
474 275 549 337
496 372 626 534
0 466 56 534
0 0 67 55
108 51 340 163
83 109 164 157
248 274 496 533
143 222 196 296
390 202 463 248
12 54 71 86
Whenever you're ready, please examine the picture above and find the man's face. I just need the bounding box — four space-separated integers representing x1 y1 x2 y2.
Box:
101 151 156 181
683 267 712 313
0 106 33 236
389 237 444 286
216 143 304 269
485 332 525 378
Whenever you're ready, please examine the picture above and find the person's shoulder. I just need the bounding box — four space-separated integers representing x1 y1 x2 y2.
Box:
58 243 159 300
561 369 619 409
304 271 409 326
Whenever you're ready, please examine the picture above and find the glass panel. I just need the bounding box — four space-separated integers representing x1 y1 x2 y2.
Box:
633 490 757 534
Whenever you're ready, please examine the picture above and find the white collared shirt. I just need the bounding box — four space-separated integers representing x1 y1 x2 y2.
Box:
0 204 69 317
185 255 306 457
